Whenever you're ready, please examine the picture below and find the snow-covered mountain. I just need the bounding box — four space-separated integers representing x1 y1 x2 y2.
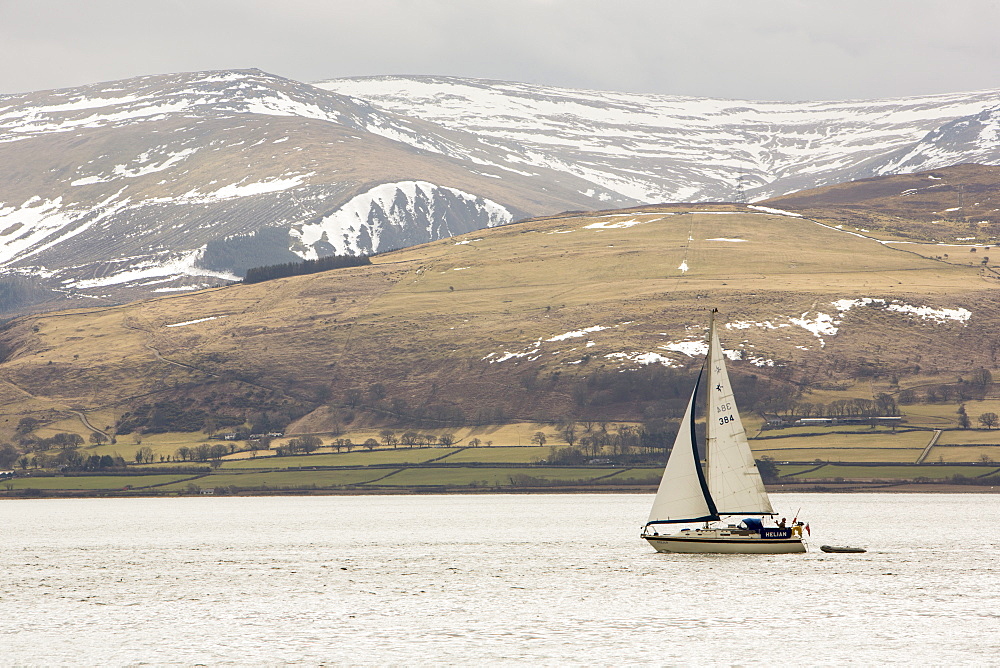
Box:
2 69 1000 310
318 76 1000 201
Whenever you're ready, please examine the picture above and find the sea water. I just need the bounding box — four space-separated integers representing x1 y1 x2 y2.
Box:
1 493 998 665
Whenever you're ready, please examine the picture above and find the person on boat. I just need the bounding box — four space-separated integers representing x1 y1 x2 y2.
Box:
778 517 787 528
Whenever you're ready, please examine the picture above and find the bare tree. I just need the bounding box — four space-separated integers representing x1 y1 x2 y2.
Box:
560 422 578 447
978 412 999 429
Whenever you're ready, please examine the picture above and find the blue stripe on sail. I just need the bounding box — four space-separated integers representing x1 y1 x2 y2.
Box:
691 364 719 520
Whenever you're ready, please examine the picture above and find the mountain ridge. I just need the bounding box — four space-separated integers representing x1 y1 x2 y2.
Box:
2 69 1000 313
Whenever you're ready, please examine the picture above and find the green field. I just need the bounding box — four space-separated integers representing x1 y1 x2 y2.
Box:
924 446 1000 463
753 448 925 463
156 469 389 490
2 474 194 490
934 430 1000 446
368 467 612 487
220 448 457 469
753 430 932 450
435 446 551 464
775 465 819 477
599 468 661 484
787 464 999 480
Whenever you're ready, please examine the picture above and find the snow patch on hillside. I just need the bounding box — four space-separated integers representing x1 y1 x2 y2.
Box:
546 325 608 342
748 205 803 218
833 297 971 323
183 173 312 203
630 338 774 367
724 297 971 349
71 148 200 185
166 316 225 328
63 249 237 289
605 351 679 367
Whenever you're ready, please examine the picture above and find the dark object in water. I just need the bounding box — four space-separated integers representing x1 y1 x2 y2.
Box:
820 545 866 553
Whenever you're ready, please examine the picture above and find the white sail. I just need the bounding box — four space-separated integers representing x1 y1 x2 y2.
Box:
647 373 718 524
705 325 774 516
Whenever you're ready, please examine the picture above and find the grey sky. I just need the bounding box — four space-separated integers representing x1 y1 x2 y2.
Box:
2 0 999 101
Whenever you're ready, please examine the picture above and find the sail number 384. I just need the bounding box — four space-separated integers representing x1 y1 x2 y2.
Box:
716 402 735 425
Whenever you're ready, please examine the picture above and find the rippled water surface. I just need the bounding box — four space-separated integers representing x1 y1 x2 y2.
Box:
2 493 999 665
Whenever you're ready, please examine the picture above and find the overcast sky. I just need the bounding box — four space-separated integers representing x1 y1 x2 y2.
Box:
2 0 1000 101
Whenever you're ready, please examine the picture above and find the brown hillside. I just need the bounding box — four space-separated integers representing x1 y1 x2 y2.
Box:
1 201 999 442
763 163 1000 242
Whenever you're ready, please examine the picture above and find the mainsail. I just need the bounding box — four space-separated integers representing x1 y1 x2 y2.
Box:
646 312 773 526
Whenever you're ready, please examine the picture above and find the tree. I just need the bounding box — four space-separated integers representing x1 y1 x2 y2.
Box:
299 435 322 453
15 417 40 436
0 443 19 469
560 422 578 447
380 429 397 449
468 437 482 448
957 404 971 429
438 433 455 447
979 412 999 430
363 438 379 451
344 389 363 408
755 456 780 483
88 431 108 445
531 431 547 446
972 367 993 387
401 432 419 448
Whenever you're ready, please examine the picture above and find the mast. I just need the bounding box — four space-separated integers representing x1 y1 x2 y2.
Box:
704 308 717 475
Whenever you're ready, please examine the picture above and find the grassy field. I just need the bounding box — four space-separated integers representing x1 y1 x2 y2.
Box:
787 464 999 480
901 400 1000 429
3 474 193 490
923 446 1000 463
435 446 552 464
598 468 662 484
156 469 389 490
775 464 820 477
754 430 931 449
934 429 1000 446
368 467 613 487
755 448 925 463
219 447 457 469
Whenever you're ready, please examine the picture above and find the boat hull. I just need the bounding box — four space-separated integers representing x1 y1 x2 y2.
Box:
644 531 806 554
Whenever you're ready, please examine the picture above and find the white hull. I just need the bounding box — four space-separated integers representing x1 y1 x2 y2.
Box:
643 529 806 554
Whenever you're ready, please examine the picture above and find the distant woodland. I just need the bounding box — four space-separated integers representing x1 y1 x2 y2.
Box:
243 254 371 284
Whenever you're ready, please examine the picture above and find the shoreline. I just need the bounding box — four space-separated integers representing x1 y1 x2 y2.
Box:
2 481 999 499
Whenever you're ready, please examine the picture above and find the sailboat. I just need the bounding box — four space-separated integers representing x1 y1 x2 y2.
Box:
641 310 806 554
